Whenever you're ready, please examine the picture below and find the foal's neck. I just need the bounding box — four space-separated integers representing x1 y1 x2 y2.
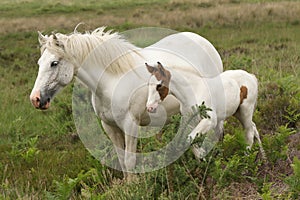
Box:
169 71 200 113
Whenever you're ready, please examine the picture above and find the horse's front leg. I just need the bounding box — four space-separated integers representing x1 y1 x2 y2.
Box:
101 121 126 172
124 134 138 180
122 117 139 180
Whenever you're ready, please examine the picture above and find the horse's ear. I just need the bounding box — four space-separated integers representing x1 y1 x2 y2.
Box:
38 31 47 45
51 32 64 50
145 63 156 74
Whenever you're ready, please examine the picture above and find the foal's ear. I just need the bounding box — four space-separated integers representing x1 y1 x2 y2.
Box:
145 63 156 74
38 31 48 46
157 62 166 76
157 62 171 84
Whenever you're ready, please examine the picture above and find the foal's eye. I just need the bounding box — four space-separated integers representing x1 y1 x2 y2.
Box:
50 61 59 67
156 84 162 90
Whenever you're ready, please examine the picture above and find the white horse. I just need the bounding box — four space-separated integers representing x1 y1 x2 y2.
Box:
29 27 223 178
145 62 265 159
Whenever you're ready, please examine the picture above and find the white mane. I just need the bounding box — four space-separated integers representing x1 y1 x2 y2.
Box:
41 27 140 75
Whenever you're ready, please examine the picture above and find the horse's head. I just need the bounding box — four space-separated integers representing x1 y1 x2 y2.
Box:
30 32 75 110
145 62 171 113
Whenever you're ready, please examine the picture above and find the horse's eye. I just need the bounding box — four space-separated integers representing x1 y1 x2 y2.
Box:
156 84 162 90
50 61 59 67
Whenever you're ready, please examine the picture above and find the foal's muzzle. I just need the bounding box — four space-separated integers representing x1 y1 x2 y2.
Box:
146 102 159 113
147 106 157 113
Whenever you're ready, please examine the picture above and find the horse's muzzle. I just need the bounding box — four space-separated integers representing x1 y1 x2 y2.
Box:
30 90 51 110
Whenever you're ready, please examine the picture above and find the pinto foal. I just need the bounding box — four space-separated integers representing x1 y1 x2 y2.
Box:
146 62 265 159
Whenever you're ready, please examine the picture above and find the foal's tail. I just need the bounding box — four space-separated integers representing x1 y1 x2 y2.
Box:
252 122 267 161
250 73 259 112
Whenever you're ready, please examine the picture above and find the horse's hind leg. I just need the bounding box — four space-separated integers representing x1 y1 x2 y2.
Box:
234 104 265 159
234 102 255 147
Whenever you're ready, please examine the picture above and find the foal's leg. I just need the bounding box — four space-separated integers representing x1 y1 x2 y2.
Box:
188 111 217 141
192 120 223 159
234 105 255 148
101 122 126 173
188 112 218 159
215 120 224 140
234 105 266 159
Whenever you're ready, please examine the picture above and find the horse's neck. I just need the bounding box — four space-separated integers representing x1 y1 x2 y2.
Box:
76 62 105 93
75 39 141 93
76 59 149 103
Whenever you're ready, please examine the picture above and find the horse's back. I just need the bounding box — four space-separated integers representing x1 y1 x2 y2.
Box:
221 70 258 99
221 70 257 86
148 32 223 77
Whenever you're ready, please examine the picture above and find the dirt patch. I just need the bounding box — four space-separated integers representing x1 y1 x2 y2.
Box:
288 132 300 161
212 182 260 199
220 47 249 58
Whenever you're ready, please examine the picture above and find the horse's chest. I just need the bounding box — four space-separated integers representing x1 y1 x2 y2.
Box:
91 93 126 125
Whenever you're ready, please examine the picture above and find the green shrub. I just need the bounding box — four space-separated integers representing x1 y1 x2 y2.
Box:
209 129 261 188
258 75 300 130
285 157 300 199
263 125 295 164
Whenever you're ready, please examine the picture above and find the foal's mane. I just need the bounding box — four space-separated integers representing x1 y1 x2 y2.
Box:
42 27 140 75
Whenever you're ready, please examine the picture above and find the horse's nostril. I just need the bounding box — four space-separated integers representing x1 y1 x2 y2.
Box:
30 91 42 109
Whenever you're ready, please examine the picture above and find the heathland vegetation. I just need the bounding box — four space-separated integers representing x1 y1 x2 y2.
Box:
0 0 299 199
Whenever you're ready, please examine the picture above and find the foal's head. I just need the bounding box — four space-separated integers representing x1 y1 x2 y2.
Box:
145 62 171 113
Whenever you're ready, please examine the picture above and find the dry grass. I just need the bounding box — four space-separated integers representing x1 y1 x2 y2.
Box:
0 1 299 34
155 1 300 28
0 15 121 34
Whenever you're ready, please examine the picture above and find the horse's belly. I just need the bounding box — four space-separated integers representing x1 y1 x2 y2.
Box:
91 93 121 126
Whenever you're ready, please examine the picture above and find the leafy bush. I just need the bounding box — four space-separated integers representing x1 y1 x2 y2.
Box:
258 75 300 131
209 128 262 189
285 157 300 199
9 134 40 163
263 125 295 164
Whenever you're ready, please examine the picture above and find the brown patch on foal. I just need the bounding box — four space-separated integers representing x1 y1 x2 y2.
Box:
156 84 169 101
240 86 248 104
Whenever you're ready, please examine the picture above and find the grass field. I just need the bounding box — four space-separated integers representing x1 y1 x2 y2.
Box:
0 0 299 199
